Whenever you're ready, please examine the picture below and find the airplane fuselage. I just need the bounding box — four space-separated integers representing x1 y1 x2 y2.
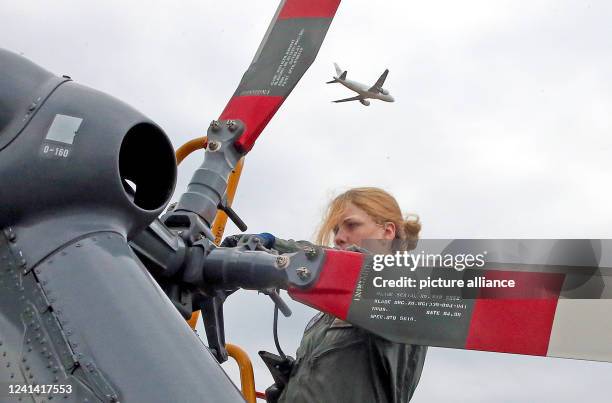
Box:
338 78 395 102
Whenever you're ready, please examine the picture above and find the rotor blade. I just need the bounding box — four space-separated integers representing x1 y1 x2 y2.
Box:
289 239 612 363
220 0 342 153
189 0 342 329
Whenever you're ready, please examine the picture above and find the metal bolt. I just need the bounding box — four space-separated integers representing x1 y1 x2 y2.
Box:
304 247 317 259
276 256 289 268
296 267 311 280
27 102 37 112
210 120 221 131
207 140 221 151
226 120 237 132
166 202 177 213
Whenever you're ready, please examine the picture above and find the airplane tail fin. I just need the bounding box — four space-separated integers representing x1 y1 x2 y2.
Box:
334 62 343 76
330 62 347 82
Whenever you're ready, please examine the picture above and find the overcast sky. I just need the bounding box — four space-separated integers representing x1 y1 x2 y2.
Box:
4 0 612 401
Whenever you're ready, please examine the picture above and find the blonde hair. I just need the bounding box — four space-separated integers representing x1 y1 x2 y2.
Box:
316 187 421 248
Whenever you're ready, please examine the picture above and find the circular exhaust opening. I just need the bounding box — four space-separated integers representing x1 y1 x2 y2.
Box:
119 123 176 211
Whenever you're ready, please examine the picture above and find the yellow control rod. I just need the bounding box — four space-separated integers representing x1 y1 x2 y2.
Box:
226 343 257 403
176 136 208 165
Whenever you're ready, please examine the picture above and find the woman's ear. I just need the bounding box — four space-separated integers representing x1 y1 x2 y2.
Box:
383 222 396 240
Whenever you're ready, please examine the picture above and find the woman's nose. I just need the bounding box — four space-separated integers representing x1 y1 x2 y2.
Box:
334 230 348 249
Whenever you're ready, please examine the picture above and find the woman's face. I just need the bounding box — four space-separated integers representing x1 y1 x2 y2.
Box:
333 202 395 250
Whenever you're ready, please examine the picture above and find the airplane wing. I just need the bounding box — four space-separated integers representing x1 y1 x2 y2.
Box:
368 69 389 92
332 95 362 103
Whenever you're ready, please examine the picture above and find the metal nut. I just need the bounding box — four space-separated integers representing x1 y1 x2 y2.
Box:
207 140 221 152
276 255 290 268
5 228 16 242
226 120 237 132
296 267 311 280
209 120 221 131
303 247 317 259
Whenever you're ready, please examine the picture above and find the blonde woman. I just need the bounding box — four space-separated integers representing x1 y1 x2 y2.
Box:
273 187 428 403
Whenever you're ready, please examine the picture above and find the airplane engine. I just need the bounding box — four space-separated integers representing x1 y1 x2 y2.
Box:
360 99 371 106
380 88 389 95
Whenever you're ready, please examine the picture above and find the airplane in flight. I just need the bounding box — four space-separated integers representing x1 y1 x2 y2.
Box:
327 63 395 106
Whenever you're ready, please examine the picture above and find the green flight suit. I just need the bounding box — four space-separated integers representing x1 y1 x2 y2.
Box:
277 312 427 403
267 237 427 403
